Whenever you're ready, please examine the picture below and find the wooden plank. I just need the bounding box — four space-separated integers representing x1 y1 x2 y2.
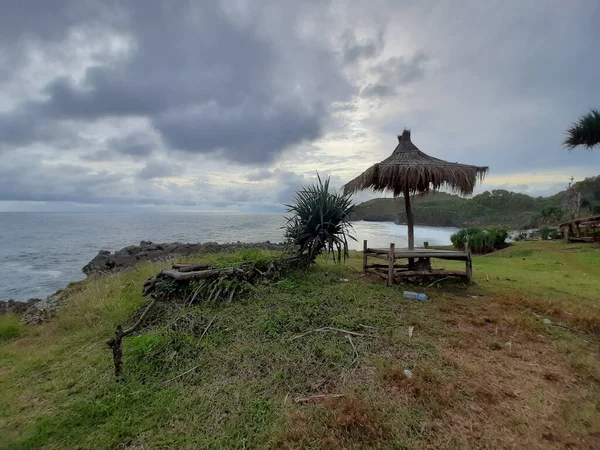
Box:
363 240 368 274
366 263 394 269
367 263 410 270
394 270 467 278
365 253 392 262
368 270 388 280
388 243 395 286
394 252 468 261
372 247 461 253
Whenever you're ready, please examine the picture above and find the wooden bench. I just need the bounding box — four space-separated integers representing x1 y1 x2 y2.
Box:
362 240 472 285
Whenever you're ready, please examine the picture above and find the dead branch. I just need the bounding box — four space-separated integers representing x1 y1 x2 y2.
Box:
347 335 359 368
142 277 157 296
106 297 157 377
123 297 157 336
199 317 215 340
294 394 345 404
158 268 236 281
173 263 213 272
290 327 365 341
426 276 451 288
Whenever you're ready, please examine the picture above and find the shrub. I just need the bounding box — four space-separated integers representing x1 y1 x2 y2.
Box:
539 227 551 240
0 315 22 341
549 229 562 240
285 174 355 263
451 227 508 254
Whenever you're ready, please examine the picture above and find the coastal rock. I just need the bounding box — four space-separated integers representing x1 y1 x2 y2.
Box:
0 298 42 315
82 241 285 275
20 293 63 325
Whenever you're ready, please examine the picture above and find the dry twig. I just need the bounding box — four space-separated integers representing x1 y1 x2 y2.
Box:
290 327 365 341
426 276 451 288
294 394 345 404
347 335 359 367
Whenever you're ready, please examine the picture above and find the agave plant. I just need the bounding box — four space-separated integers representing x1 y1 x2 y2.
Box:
564 109 600 150
285 174 356 263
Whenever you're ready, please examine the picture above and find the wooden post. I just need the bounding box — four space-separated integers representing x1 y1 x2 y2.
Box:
465 242 472 283
388 243 395 286
403 188 414 250
564 226 569 243
363 240 368 274
423 241 429 249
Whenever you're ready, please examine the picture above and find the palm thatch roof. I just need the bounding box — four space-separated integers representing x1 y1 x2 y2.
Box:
343 129 488 197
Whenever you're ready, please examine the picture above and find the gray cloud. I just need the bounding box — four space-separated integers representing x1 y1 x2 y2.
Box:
360 83 397 98
361 52 429 98
340 30 384 65
1 0 351 165
137 160 183 180
245 169 274 182
155 103 322 164
109 133 157 159
2 0 600 210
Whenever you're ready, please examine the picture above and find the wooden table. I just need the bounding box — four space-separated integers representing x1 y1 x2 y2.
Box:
362 240 472 285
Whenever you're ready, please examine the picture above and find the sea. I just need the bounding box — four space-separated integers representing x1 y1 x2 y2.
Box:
0 212 458 301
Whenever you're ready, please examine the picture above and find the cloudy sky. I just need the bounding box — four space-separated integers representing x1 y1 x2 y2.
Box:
1 0 599 212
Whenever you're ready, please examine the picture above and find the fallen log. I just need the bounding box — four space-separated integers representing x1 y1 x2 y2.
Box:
158 267 238 281
172 263 213 272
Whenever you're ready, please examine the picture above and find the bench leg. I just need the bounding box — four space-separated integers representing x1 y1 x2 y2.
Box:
465 243 472 283
388 243 395 286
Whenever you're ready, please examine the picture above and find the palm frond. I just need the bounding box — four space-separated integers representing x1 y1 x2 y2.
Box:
284 173 356 264
564 109 600 150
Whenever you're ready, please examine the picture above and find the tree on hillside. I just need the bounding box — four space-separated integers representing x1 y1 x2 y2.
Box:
535 206 562 228
580 198 592 215
562 177 581 220
564 109 600 150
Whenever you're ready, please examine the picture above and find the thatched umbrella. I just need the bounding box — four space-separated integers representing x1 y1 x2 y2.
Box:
343 129 488 250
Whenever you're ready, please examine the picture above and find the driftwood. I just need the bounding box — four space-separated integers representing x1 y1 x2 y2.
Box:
106 297 157 377
158 268 238 281
172 263 214 272
106 255 307 378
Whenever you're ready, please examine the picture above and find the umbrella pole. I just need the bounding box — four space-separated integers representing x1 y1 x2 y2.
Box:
403 187 415 251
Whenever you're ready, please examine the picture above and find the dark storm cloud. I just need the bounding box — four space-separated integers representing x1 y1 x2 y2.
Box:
108 133 156 159
361 52 428 98
154 103 322 164
1 0 351 164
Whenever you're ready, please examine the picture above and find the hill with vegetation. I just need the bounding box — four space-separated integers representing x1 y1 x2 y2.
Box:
1 243 600 448
349 176 600 229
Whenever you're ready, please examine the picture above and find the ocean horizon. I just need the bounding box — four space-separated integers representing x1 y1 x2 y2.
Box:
0 212 458 301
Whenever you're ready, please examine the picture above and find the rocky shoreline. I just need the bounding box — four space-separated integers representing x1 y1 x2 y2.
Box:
1 240 285 323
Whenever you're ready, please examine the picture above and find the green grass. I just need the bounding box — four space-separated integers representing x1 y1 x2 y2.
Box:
1 242 599 449
0 315 22 341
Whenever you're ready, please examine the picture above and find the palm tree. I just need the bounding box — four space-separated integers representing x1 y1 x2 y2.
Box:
564 109 600 150
285 174 356 264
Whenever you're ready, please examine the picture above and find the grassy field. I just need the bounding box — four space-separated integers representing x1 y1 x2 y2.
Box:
1 242 599 449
